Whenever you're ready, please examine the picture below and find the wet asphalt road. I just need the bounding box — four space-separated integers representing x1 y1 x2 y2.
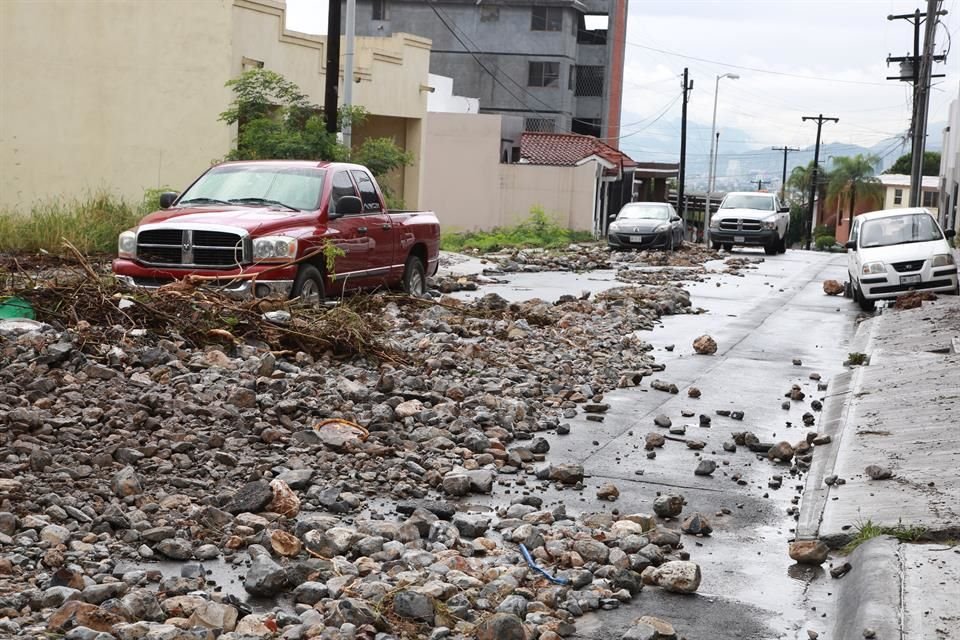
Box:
456 248 861 640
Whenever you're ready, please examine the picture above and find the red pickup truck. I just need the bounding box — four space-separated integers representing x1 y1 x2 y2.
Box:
112 160 440 301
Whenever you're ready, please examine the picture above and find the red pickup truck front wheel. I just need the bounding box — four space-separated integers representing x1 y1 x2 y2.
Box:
292 265 326 304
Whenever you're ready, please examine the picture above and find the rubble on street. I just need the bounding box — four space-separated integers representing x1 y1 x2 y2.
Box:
0 258 712 640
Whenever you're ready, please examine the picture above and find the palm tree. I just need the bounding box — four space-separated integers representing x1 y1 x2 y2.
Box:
827 154 883 230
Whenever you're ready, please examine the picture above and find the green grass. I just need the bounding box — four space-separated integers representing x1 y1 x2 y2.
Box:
842 518 927 554
847 352 869 366
440 207 595 253
0 192 152 255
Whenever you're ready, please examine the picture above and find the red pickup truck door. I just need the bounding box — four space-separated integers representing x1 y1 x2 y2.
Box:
326 169 393 289
350 169 396 278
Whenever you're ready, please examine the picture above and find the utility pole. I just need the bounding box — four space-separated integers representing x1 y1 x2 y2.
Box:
886 4 948 206
342 0 356 149
801 114 839 250
678 68 693 225
756 178 765 191
772 146 800 201
324 0 343 134
911 0 941 205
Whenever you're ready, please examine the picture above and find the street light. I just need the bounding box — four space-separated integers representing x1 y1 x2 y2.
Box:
704 72 739 247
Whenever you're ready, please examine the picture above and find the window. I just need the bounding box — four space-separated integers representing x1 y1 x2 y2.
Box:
178 165 325 211
577 14 609 44
350 170 382 212
524 117 556 133
575 65 604 97
372 0 389 21
531 7 562 31
572 118 601 138
894 188 903 205
923 190 937 207
480 6 499 22
528 61 560 88
330 171 358 213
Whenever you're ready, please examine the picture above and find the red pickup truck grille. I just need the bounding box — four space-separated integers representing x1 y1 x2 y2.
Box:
137 229 247 268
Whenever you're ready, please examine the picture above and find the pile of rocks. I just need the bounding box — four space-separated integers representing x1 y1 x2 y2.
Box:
0 281 702 639
486 243 719 274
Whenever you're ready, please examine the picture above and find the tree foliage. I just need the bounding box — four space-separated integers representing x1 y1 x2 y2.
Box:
885 151 941 176
827 154 883 226
218 69 412 196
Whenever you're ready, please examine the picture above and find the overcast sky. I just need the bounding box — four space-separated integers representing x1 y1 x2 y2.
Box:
286 0 960 159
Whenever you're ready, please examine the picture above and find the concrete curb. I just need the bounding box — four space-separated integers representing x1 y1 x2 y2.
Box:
830 536 902 640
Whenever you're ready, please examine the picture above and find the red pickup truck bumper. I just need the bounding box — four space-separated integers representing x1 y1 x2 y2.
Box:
112 259 299 299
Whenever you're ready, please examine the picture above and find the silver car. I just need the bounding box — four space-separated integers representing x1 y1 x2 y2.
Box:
607 202 685 251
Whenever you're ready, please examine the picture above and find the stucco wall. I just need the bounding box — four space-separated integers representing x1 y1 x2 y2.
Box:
0 0 235 208
420 112 595 231
0 0 431 210
499 163 596 231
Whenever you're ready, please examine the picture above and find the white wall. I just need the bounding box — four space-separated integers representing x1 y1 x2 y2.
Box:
427 74 479 114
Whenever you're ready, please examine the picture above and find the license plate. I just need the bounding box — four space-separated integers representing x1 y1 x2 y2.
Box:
629 235 643 243
900 274 921 285
734 236 745 243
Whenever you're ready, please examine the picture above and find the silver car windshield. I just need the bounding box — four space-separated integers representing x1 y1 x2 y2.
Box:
720 195 774 211
617 205 670 220
859 213 943 248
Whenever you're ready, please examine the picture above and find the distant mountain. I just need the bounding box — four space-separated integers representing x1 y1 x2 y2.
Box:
619 119 945 193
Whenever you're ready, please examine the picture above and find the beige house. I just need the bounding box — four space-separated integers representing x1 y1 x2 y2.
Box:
0 0 431 209
878 174 940 215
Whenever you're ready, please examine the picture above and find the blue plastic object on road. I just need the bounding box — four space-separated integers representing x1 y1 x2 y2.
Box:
519 543 571 585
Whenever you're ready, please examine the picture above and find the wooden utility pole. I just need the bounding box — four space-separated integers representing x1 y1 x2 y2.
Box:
801 114 839 250
678 68 693 224
324 0 342 134
772 146 800 201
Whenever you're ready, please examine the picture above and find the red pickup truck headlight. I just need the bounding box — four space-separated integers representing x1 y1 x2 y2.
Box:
118 230 137 259
252 236 298 262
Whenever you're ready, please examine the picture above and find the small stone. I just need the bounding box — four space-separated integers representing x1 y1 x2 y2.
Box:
110 466 142 497
650 560 701 593
267 479 300 517
269 530 301 557
392 590 435 623
830 562 852 579
597 483 620 501
693 335 717 355
653 495 684 518
768 441 795 463
789 540 830 565
654 414 672 428
156 538 192 561
548 463 584 484
475 612 526 640
694 460 717 476
224 480 273 515
823 280 844 295
687 387 701 398
645 432 665 449
865 465 893 480
681 513 712 536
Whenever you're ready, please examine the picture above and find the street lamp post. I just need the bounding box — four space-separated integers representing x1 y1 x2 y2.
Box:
704 72 739 247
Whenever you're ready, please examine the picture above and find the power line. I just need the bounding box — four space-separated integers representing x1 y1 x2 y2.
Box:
625 41 894 87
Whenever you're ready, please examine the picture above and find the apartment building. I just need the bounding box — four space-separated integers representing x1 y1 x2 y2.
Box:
348 0 628 145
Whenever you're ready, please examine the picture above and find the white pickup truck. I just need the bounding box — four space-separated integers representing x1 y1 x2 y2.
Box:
708 191 790 255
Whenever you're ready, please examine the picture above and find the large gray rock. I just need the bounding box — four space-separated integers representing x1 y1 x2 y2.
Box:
111 467 142 497
156 538 192 561
224 481 273 515
392 590 435 623
646 560 701 593
244 546 288 596
120 589 164 622
475 612 526 640
653 495 684 518
452 513 490 538
573 539 610 564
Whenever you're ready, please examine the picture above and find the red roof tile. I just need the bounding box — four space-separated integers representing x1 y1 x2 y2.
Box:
520 132 638 169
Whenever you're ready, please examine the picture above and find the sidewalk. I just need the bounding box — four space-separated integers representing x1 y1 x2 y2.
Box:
797 296 960 639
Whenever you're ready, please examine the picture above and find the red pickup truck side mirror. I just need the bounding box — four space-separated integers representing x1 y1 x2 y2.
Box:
159 192 179 209
335 196 363 216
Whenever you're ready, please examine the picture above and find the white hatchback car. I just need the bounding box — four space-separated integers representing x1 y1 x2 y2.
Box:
846 207 958 311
